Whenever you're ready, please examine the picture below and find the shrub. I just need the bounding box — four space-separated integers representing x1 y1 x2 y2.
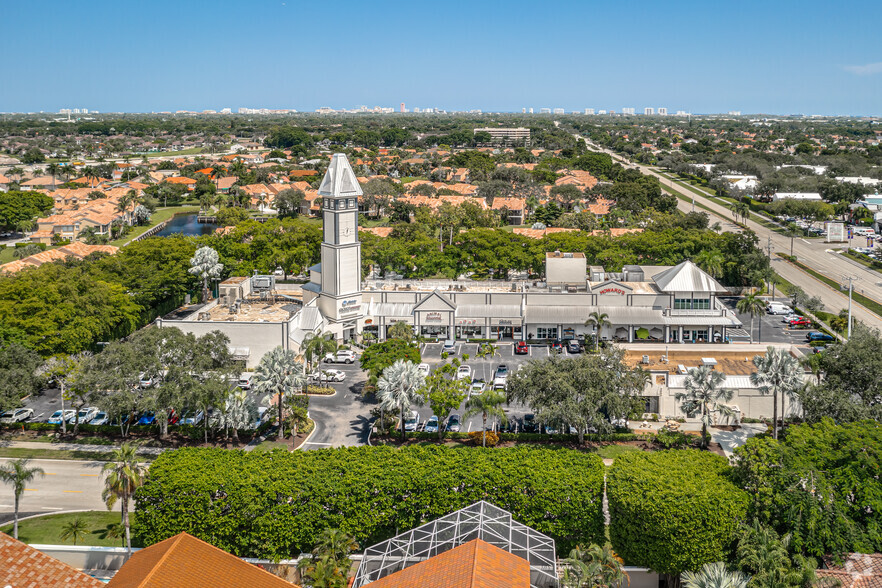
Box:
607 450 748 575
653 428 692 449
468 430 499 447
133 445 606 558
305 386 334 396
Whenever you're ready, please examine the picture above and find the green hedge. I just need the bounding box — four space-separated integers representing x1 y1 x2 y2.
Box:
133 445 606 558
406 431 646 443
607 450 748 575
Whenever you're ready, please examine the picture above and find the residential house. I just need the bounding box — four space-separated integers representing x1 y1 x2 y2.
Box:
241 183 274 210
0 532 103 588
216 176 238 193
0 173 11 191
164 176 197 191
490 196 526 225
513 227 579 239
20 175 62 191
1 241 119 274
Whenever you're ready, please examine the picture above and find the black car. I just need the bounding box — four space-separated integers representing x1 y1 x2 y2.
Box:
522 413 538 433
566 340 582 354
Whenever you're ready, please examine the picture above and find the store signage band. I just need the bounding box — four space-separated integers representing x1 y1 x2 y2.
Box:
599 287 626 295
425 312 443 321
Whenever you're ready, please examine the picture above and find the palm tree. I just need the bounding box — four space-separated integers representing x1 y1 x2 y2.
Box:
736 293 766 344
0 459 45 539
84 167 100 188
682 562 750 588
585 311 611 352
387 321 414 341
60 516 89 545
211 165 226 191
676 366 735 448
751 347 803 440
252 346 305 439
474 342 499 383
561 543 629 588
46 162 60 190
301 332 337 393
735 520 815 588
102 443 146 558
376 359 426 440
464 389 508 447
188 246 224 303
695 249 725 279
312 528 359 565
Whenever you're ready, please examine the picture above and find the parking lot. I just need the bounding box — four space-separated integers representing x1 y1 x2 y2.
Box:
719 297 815 347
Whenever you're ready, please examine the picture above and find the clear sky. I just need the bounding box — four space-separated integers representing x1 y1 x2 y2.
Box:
2 0 881 115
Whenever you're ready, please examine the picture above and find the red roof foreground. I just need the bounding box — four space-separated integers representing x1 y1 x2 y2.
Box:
0 532 104 588
106 532 299 588
365 539 530 588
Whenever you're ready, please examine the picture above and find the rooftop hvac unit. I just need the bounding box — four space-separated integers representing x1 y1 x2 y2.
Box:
642 355 650 364
660 355 668 363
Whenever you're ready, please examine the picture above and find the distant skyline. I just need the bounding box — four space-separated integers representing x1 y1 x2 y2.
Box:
2 0 882 116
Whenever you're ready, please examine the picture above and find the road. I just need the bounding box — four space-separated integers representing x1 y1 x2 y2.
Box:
570 131 882 331
0 458 108 525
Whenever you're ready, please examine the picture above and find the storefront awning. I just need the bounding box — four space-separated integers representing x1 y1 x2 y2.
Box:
456 304 522 318
367 301 414 317
525 306 594 324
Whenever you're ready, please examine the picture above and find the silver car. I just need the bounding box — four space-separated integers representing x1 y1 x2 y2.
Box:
0 408 34 424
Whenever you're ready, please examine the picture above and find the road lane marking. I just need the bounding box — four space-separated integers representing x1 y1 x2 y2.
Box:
63 490 83 493
41 507 63 510
80 474 99 477
44 472 57 475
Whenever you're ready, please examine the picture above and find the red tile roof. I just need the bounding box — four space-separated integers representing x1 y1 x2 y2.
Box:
106 533 298 588
364 539 530 588
0 532 103 587
817 554 882 588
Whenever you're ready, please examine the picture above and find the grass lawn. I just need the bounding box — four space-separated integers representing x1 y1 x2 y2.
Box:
252 440 292 452
110 205 200 246
0 511 123 547
138 146 226 158
593 444 643 460
0 447 152 461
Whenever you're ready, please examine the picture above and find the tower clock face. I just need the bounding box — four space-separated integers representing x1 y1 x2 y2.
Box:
339 214 355 240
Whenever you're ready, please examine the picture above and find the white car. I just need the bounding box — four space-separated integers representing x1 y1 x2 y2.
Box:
782 314 802 323
89 411 110 426
424 415 440 433
237 374 253 390
311 369 345 383
767 305 793 315
470 381 486 396
48 409 75 424
0 408 34 424
403 410 420 432
76 407 99 423
325 350 357 364
417 363 430 376
456 365 472 381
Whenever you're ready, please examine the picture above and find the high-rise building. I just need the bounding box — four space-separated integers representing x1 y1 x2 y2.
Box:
529 108 534 114
474 127 531 145
644 107 654 115
676 110 689 116
553 108 565 115
221 108 232 114
400 102 405 113
658 107 668 116
584 108 595 115
522 108 526 114
622 107 635 115
539 108 551 114
598 110 607 115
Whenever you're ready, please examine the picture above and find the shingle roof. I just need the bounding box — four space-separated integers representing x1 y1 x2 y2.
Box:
364 539 530 588
106 532 298 588
0 532 104 588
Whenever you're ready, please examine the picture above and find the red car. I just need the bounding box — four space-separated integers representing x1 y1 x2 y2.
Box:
514 341 528 355
789 317 811 328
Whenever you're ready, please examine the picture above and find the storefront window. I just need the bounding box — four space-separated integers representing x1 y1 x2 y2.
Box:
457 325 484 339
536 327 558 340
420 325 448 338
675 298 711 310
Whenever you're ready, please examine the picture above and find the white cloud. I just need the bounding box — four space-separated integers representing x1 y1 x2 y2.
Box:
844 62 882 76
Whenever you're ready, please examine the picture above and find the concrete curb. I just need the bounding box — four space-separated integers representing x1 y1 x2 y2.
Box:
3 509 94 525
294 417 318 451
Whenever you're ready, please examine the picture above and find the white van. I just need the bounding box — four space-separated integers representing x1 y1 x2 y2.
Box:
767 303 793 315
238 373 253 390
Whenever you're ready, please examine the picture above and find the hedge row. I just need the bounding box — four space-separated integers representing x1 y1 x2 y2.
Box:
132 445 606 558
607 450 748 575
406 431 648 443
0 422 256 439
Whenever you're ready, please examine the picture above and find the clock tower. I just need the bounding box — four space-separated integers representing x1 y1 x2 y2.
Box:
316 153 363 339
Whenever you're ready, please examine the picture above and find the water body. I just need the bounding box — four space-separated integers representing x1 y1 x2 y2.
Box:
154 214 218 237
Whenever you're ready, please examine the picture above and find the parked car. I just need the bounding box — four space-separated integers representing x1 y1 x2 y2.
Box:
167 409 179 425
76 407 99 424
522 414 538 433
310 369 346 383
567 341 582 354
812 346 828 354
550 340 564 354
179 410 203 426
788 317 812 328
456 365 472 381
403 410 420 432
273 266 284 278
237 374 253 390
782 313 802 323
424 415 440 433
325 350 357 364
767 304 793 315
48 409 75 424
806 331 835 342
0 408 34 424
470 381 486 396
138 412 156 426
492 365 509 389
442 340 457 355
514 341 528 355
88 411 109 426
417 363 430 376
446 413 462 433
138 373 157 389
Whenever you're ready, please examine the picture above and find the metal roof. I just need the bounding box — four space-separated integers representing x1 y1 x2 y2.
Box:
456 304 522 318
652 260 728 293
317 153 363 197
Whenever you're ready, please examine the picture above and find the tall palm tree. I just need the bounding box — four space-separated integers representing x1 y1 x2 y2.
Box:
301 332 337 394
0 459 45 539
211 165 226 191
695 249 725 279
252 346 305 439
682 562 750 588
585 311 611 352
561 543 629 588
376 359 426 440
751 347 803 440
102 443 146 558
736 293 766 344
464 389 508 447
188 246 224 303
84 167 100 189
676 366 735 448
46 162 60 190
60 516 89 545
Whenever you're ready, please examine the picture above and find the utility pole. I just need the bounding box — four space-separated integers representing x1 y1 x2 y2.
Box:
766 236 775 300
843 276 855 338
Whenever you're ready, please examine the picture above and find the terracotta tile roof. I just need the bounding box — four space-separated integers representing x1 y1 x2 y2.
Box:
216 176 238 190
361 227 394 238
0 174 11 183
1 242 119 274
816 553 882 588
490 197 525 211
21 175 61 187
106 532 298 588
365 539 530 588
0 531 103 587
164 176 197 185
590 228 643 237
513 227 579 239
289 170 318 177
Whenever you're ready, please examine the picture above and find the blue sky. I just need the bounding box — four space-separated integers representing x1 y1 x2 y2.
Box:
2 0 881 115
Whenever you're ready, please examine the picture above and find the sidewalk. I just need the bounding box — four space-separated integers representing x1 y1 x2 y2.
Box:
0 440 166 455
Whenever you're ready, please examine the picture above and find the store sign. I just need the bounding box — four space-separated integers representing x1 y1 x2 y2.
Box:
339 298 361 314
498 320 512 325
599 287 626 295
364 319 373 325
425 312 443 321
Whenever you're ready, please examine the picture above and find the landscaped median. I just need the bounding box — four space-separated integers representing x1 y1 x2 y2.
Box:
0 511 123 547
777 253 882 318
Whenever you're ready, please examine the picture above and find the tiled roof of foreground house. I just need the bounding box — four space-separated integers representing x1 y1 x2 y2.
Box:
817 553 882 588
1 242 119 274
0 532 104 588
364 539 530 588
106 532 299 588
